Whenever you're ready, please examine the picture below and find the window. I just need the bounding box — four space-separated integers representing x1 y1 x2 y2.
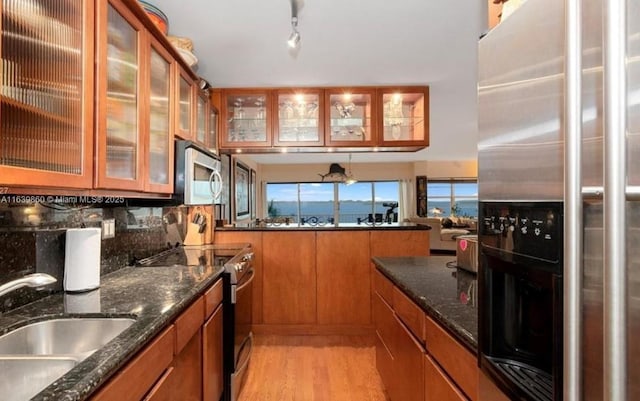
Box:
265 181 400 226
426 179 478 217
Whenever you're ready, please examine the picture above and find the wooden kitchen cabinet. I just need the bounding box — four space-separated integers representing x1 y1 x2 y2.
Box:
374 268 478 401
0 0 95 189
374 277 425 401
424 314 478 401
273 88 324 146
0 0 206 195
324 88 377 147
262 231 316 324
208 102 220 154
203 279 224 401
195 89 209 145
316 231 371 325
425 354 468 401
377 87 429 148
91 326 176 401
145 36 174 193
175 66 195 140
95 0 146 191
220 89 273 148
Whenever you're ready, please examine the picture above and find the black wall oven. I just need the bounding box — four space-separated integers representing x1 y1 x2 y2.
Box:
479 202 563 401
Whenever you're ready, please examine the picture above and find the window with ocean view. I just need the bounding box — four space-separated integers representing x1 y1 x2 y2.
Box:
426 180 478 217
266 181 400 226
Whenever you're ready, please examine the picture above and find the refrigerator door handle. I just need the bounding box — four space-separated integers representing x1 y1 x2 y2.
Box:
603 0 628 399
563 0 583 400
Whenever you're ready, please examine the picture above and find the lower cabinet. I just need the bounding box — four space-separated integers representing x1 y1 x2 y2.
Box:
373 269 478 401
374 290 425 401
425 354 467 401
91 278 224 401
203 279 224 401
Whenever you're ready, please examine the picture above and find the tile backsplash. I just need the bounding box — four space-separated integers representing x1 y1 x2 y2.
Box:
0 202 187 313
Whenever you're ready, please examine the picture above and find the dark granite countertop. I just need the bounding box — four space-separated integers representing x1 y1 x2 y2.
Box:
0 243 249 401
218 222 431 231
372 255 478 352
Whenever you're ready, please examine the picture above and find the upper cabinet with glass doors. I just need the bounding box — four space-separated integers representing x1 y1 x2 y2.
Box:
219 89 272 148
377 87 429 147
145 37 174 193
325 88 377 147
274 88 324 146
0 0 94 189
96 0 145 191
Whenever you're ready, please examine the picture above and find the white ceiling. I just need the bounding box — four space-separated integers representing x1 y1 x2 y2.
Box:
151 0 483 165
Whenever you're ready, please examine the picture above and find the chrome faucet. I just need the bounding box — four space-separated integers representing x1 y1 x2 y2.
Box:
0 273 57 297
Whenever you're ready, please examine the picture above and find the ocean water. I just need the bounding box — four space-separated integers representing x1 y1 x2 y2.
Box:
268 200 478 222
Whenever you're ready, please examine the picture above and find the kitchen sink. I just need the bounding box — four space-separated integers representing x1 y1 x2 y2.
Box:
0 317 135 358
0 356 78 401
0 317 135 400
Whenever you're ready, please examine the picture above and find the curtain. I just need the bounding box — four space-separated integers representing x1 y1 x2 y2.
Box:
399 179 413 222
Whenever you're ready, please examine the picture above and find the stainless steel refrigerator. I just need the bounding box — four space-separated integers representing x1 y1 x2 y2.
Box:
477 0 639 400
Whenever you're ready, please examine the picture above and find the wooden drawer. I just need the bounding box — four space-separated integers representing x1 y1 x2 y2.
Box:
424 314 478 401
142 366 175 401
204 278 223 319
91 325 176 401
393 313 426 401
373 292 397 356
373 267 394 307
175 296 205 354
392 286 425 342
425 353 469 401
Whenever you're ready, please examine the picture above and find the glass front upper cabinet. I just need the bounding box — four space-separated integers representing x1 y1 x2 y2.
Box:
96 0 144 190
195 90 208 145
220 90 272 147
274 89 323 146
208 104 219 153
378 87 429 146
146 39 173 193
0 0 94 188
325 88 376 146
176 67 193 140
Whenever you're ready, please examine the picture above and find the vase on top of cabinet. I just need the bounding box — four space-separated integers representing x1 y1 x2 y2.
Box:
219 89 273 148
273 88 324 147
377 87 429 148
324 87 377 147
0 0 95 189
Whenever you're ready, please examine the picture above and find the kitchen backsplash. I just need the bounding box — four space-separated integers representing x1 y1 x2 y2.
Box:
0 202 188 313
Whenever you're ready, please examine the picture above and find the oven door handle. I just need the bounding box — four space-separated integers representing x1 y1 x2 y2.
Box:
234 332 254 371
231 268 255 304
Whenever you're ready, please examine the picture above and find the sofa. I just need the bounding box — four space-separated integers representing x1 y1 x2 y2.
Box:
409 217 475 252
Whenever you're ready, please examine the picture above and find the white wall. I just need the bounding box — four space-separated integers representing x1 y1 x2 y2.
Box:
413 160 478 179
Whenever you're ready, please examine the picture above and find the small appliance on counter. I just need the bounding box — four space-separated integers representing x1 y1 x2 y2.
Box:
63 227 101 292
455 234 478 273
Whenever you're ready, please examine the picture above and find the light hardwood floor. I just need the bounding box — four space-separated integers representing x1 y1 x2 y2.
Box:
238 335 390 401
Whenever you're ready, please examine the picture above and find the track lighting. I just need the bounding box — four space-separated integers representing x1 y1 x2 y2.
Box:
287 0 300 48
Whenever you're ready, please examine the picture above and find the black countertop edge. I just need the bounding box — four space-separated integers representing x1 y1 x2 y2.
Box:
371 255 478 353
217 223 431 231
0 243 249 401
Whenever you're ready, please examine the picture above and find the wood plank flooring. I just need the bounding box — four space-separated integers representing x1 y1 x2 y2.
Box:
238 335 390 401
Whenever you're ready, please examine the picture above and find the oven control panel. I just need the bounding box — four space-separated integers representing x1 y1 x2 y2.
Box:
479 202 563 265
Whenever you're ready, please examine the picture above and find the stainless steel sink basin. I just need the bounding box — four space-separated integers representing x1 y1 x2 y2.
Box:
0 356 78 401
0 317 135 358
0 317 135 400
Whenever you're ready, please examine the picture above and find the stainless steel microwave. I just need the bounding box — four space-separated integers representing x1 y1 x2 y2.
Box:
174 140 223 205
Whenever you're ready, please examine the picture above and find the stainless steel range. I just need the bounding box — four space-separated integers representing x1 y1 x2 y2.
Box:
135 243 254 401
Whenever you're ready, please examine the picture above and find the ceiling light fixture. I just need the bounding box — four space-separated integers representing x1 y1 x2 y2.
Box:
287 0 300 48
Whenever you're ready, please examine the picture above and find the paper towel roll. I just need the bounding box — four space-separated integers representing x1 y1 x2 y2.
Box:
64 227 101 292
64 289 101 313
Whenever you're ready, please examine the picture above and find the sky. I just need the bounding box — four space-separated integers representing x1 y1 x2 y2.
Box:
266 182 400 202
